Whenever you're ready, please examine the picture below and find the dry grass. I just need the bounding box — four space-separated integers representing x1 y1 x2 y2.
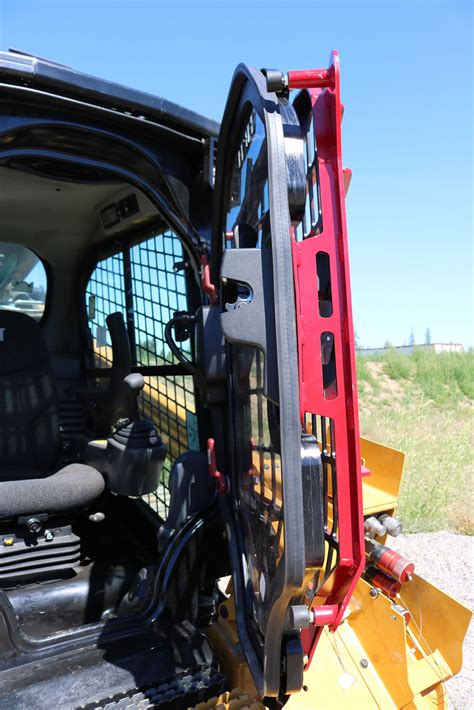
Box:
357 351 473 533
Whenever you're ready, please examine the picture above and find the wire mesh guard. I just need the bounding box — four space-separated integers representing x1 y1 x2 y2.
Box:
303 413 339 599
235 346 283 634
86 231 199 517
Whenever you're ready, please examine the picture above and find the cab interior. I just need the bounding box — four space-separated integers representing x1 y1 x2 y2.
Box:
0 159 228 699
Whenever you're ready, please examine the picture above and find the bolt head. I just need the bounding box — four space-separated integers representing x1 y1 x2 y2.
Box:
26 518 42 534
360 658 369 669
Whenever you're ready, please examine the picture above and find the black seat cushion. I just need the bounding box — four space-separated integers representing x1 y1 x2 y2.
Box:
0 464 105 518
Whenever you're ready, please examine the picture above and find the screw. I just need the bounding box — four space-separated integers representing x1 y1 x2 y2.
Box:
44 530 54 542
360 658 369 669
369 588 380 599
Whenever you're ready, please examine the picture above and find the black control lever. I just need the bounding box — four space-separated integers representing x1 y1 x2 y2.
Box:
122 372 145 422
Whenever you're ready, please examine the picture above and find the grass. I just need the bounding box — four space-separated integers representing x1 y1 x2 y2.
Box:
357 349 473 534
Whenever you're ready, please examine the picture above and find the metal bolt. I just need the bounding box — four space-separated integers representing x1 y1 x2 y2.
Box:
360 658 369 669
44 530 54 542
369 587 380 599
26 518 42 534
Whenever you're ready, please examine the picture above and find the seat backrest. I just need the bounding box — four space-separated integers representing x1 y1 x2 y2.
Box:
0 310 60 470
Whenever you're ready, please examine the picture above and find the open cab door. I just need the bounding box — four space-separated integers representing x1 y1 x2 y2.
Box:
210 52 365 699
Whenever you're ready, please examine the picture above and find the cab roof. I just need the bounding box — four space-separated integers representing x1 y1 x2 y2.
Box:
0 49 220 141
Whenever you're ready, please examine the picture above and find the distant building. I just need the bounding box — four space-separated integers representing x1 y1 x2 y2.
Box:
357 343 464 357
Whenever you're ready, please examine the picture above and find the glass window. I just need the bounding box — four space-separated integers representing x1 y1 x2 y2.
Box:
0 243 47 320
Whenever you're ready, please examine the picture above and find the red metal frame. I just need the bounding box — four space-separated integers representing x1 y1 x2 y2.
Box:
290 52 365 661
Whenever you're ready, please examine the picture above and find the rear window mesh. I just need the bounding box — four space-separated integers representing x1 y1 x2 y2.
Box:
86 230 198 517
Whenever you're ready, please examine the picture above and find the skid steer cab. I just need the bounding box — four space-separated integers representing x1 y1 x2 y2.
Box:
0 49 469 710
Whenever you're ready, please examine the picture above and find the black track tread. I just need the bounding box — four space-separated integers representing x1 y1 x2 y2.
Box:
79 666 227 710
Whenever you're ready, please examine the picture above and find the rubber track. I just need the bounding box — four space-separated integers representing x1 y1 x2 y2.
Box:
79 666 227 710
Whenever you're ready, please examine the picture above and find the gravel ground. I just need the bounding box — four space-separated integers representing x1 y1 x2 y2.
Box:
392 532 473 709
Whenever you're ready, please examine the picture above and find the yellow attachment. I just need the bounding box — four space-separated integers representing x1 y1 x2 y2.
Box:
361 437 405 516
284 576 471 709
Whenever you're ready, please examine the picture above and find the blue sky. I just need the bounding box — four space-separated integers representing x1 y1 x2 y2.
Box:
0 0 472 347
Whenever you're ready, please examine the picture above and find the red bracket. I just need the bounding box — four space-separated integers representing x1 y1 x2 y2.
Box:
207 438 227 495
200 254 218 304
290 51 365 665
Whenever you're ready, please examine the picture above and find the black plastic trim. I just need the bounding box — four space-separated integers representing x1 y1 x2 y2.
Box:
0 50 220 140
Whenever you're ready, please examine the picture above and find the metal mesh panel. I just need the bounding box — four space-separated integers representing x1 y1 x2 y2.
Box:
86 253 126 367
304 413 339 598
140 374 197 516
294 110 322 242
131 234 189 366
131 233 197 516
233 345 283 635
85 231 198 518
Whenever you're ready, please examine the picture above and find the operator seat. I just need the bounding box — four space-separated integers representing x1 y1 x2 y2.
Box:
0 310 105 520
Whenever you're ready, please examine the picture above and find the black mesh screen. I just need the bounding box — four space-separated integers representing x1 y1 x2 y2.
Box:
294 108 322 242
232 345 283 635
86 231 198 517
304 413 339 599
87 253 126 367
131 234 189 366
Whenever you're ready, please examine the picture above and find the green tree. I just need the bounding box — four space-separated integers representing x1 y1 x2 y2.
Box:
425 327 432 345
137 337 158 365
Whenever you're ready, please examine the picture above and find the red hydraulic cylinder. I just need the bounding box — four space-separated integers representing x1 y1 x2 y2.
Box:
364 567 401 599
365 540 415 583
